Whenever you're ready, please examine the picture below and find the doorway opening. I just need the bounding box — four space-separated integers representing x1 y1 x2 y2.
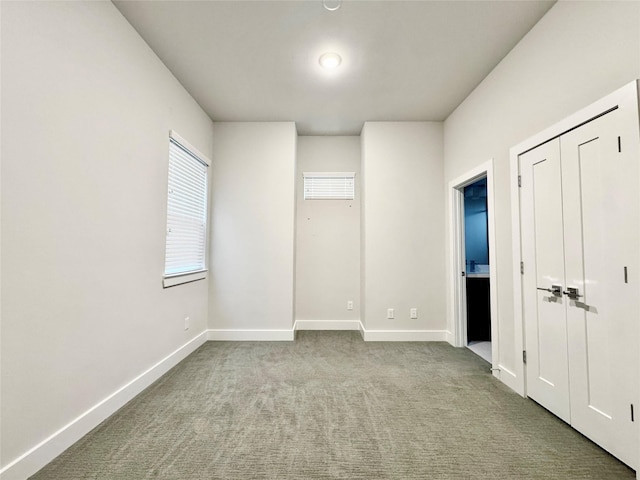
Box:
463 177 491 362
448 160 498 373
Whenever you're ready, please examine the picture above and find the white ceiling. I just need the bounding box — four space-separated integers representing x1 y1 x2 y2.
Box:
114 0 555 136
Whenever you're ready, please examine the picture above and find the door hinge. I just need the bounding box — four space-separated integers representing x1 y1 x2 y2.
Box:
520 261 524 275
618 136 622 153
518 175 522 187
461 271 466 277
631 404 635 422
523 350 527 364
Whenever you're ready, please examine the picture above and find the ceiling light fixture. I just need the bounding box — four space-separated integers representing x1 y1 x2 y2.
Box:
322 0 342 12
319 52 342 70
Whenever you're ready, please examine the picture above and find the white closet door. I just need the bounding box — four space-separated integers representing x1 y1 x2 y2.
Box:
520 139 571 423
561 110 639 467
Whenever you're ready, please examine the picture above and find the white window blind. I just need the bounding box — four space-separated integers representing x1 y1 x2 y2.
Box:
303 172 355 200
164 134 209 281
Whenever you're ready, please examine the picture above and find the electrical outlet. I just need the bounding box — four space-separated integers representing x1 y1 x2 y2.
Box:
347 300 354 311
387 308 395 319
184 316 190 331
410 308 418 319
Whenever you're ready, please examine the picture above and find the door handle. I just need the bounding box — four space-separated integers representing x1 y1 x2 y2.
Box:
563 287 583 299
537 285 563 297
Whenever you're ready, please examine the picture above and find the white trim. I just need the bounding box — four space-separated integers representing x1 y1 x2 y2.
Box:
294 320 361 330
448 181 466 347
445 330 455 346
447 160 500 375
0 332 208 480
360 329 449 342
162 270 207 288
486 167 499 372
169 129 211 166
205 325 450 342
207 329 295 341
302 172 356 178
509 82 635 156
509 146 526 397
509 80 640 400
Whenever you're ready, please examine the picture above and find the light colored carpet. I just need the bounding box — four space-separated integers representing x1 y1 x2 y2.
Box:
31 331 634 479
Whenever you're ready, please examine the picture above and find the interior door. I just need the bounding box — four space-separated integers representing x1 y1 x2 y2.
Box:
520 139 571 423
561 110 639 467
520 108 639 468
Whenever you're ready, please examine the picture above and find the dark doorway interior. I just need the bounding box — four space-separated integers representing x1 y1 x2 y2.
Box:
464 177 491 354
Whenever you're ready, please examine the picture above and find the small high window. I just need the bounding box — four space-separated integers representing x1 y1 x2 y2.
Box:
303 172 355 200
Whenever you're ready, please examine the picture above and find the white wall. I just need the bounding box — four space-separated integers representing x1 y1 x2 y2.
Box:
295 136 361 324
1 0 213 474
361 122 445 337
209 122 296 335
444 1 640 377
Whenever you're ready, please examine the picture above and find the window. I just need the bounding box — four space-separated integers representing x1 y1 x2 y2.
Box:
163 131 210 288
303 172 355 200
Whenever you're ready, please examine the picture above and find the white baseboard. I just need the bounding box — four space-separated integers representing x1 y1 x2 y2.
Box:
206 325 447 343
207 329 294 341
360 329 449 342
0 331 208 480
444 330 455 346
294 320 361 331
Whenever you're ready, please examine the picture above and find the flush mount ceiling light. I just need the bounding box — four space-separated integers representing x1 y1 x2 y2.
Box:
322 0 342 11
319 52 342 70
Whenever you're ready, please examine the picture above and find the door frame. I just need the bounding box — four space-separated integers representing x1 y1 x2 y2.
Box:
448 159 499 375
509 80 640 399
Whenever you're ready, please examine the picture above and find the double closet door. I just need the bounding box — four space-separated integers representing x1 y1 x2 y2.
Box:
520 108 639 468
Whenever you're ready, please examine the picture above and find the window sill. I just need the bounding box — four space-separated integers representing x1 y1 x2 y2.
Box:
163 270 208 288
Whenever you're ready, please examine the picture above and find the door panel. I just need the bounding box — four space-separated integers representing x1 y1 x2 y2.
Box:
520 139 571 423
561 110 639 467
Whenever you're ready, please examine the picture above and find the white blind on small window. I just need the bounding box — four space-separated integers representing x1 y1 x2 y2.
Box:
303 172 355 200
164 138 208 276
